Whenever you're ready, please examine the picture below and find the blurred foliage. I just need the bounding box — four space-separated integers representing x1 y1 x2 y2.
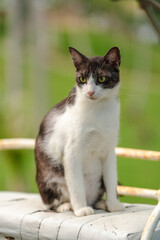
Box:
0 0 160 205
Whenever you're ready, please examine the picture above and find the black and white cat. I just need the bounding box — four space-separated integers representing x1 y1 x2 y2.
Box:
35 47 125 217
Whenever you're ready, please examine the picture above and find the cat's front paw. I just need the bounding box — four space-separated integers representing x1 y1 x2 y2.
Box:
56 202 72 213
74 206 94 217
106 199 125 212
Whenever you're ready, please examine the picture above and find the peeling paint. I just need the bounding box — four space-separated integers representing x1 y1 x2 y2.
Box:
117 186 160 200
116 147 160 161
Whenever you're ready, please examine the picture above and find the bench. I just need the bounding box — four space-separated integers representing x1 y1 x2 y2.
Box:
0 139 160 240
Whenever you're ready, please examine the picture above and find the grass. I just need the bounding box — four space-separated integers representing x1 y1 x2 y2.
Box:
0 24 160 205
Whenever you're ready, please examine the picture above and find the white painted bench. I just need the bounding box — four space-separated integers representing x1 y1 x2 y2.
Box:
0 139 160 240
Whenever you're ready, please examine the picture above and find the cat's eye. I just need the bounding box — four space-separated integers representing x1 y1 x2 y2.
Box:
79 76 87 83
97 76 106 83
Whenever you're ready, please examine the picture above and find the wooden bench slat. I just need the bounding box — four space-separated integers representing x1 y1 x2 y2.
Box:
0 192 160 240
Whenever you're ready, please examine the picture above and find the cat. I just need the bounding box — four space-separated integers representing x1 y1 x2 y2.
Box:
35 46 125 217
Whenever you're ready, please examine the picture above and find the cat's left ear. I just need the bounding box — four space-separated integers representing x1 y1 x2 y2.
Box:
104 47 121 67
69 47 88 70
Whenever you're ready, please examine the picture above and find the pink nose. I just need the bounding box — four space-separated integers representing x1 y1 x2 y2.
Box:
87 91 95 97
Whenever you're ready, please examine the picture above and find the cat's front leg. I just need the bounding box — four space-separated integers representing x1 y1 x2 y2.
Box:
103 150 125 212
64 145 94 217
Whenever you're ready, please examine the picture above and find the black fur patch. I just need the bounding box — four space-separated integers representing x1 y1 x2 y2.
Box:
35 138 64 205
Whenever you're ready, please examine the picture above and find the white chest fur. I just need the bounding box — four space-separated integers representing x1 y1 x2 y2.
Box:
44 91 120 205
45 91 120 161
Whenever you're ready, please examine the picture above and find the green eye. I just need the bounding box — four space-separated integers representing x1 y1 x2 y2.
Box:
79 76 87 83
98 76 106 83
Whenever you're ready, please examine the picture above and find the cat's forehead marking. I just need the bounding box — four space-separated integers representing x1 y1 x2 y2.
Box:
89 57 103 71
76 56 111 77
88 57 112 77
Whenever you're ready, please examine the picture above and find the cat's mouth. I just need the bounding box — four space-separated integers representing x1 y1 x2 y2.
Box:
88 96 98 101
83 92 99 101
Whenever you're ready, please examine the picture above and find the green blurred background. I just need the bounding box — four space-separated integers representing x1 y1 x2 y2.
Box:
0 0 159 205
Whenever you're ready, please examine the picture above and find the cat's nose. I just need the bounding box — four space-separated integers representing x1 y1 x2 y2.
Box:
87 91 95 97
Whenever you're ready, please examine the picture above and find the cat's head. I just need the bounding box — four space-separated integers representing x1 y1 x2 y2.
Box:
69 47 121 101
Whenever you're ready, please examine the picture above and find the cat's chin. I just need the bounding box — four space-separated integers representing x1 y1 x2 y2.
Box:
88 97 98 101
86 96 99 102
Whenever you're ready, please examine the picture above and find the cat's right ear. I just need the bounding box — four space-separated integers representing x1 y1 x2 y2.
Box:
69 47 88 70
